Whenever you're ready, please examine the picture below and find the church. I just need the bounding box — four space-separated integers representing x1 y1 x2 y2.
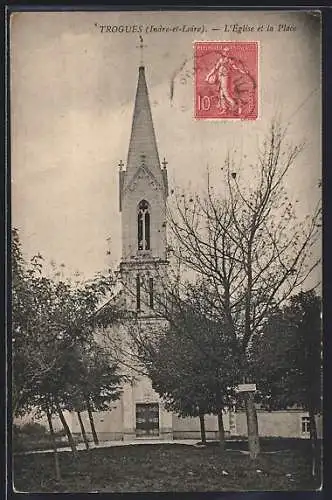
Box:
66 60 318 443
15 58 318 443
67 59 234 442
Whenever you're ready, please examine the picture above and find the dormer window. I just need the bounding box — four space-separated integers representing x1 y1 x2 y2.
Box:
138 200 150 251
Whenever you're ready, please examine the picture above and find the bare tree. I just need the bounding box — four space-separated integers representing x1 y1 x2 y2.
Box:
167 119 321 458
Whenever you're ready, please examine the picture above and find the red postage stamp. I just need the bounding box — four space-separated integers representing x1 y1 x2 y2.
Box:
194 41 258 120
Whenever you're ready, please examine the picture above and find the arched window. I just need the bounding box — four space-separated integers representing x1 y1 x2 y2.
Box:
137 200 150 250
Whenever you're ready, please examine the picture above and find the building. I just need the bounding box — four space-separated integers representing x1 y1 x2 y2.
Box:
67 61 231 441
15 60 322 444
68 61 322 443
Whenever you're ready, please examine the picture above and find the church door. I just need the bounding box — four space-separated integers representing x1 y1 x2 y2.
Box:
136 403 159 437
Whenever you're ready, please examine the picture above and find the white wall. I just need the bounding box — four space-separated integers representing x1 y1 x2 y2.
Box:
172 412 231 439
234 410 323 439
69 403 124 440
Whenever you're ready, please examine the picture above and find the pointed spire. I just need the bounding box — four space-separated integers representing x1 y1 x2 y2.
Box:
137 35 147 68
124 65 163 187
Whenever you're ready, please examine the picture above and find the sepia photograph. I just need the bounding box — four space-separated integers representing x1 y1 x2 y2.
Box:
10 8 322 493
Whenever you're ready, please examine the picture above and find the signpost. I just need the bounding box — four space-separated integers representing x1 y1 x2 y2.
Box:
235 383 257 393
234 382 259 459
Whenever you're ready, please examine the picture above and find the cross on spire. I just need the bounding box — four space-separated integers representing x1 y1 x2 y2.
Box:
118 159 124 170
162 158 168 169
136 35 147 67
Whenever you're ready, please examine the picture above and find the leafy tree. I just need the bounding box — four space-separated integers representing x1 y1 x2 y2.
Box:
12 228 66 417
11 228 121 459
132 278 242 448
60 340 123 448
168 120 321 458
12 229 76 471
251 290 322 476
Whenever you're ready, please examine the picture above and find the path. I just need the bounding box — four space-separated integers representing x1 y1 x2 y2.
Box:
15 439 291 456
15 438 203 456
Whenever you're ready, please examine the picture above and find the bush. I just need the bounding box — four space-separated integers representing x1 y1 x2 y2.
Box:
13 424 22 437
54 428 66 437
19 422 47 436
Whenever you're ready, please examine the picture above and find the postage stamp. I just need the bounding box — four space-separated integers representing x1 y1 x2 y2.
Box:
194 41 258 120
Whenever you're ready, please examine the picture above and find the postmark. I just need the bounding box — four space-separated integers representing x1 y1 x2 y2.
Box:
194 41 258 120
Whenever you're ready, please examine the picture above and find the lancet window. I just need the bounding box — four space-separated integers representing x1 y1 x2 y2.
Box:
137 200 150 250
149 277 154 309
136 275 141 310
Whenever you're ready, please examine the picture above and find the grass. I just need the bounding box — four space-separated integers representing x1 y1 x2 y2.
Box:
13 432 81 453
13 439 321 492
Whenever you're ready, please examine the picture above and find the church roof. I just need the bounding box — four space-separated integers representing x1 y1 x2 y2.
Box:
122 65 166 195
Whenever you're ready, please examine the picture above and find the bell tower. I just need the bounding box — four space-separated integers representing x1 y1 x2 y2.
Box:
111 45 173 443
118 62 169 315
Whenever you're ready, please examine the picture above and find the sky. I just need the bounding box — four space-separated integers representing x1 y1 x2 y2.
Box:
11 10 321 280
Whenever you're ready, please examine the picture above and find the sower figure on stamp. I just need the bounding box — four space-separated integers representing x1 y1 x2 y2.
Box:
205 46 249 115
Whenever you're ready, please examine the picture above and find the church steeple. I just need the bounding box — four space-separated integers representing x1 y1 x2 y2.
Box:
119 65 168 213
126 66 160 179
119 61 168 264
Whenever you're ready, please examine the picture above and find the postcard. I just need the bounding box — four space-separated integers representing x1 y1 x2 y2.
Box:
10 9 322 493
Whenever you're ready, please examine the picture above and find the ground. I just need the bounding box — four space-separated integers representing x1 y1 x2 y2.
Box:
13 439 321 492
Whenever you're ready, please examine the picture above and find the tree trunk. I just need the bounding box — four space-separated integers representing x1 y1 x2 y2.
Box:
217 411 225 450
245 392 260 459
77 411 90 450
199 412 206 444
56 404 78 457
46 408 61 482
86 400 99 446
309 408 319 479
